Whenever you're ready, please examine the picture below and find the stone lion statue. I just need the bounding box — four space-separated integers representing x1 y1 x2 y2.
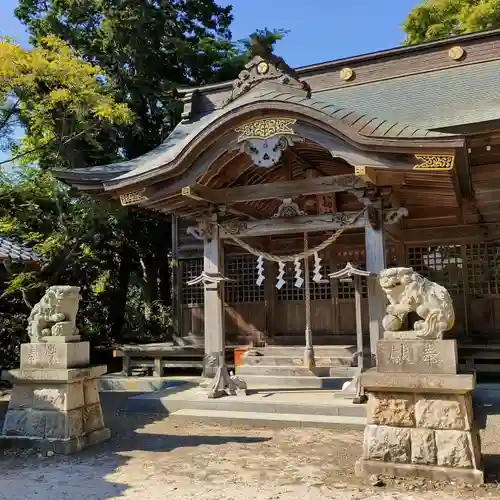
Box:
378 267 455 340
27 286 81 342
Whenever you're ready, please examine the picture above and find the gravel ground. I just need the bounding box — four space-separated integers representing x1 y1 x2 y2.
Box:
0 393 500 499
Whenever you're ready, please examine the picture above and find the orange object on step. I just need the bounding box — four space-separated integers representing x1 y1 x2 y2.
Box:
234 346 250 370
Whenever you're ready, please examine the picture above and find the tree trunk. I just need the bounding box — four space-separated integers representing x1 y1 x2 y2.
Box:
109 240 133 342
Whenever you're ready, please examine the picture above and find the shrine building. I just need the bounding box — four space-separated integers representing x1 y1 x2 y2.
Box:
56 29 500 382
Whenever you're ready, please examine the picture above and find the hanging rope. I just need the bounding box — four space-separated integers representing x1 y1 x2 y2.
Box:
304 231 312 338
219 209 365 263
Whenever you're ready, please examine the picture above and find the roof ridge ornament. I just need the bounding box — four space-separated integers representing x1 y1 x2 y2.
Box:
225 36 311 105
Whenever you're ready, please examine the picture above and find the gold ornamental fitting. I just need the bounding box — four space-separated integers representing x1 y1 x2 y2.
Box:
448 46 466 61
340 67 355 82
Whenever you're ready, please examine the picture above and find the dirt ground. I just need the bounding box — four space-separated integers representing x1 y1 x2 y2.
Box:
1 393 500 500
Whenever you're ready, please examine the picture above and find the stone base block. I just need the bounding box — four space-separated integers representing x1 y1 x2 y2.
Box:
42 335 81 344
20 342 89 369
355 459 484 485
360 369 475 394
0 427 111 455
377 339 457 375
2 365 106 384
1 365 109 455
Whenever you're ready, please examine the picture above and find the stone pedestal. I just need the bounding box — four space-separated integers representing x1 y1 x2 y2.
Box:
0 340 110 454
355 339 483 484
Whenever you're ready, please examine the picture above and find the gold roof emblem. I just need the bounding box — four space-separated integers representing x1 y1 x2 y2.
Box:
256 61 270 75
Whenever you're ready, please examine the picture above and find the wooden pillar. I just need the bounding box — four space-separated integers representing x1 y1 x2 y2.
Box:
264 258 275 344
354 275 365 372
365 202 387 366
203 218 225 378
171 215 181 338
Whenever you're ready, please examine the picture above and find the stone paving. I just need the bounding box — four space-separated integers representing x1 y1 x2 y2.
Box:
0 393 500 499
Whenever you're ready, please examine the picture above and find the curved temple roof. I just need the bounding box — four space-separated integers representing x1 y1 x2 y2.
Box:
54 88 461 193
54 30 495 200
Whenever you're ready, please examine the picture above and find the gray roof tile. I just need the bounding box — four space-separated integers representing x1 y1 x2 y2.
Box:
0 237 41 262
316 59 500 131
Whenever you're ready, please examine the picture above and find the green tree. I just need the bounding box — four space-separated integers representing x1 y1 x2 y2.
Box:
0 35 131 168
1 1 285 365
403 0 500 45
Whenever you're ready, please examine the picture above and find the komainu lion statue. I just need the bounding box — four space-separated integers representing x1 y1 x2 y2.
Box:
378 267 455 340
27 285 81 342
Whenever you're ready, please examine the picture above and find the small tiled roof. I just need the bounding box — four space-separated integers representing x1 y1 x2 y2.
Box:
0 237 41 262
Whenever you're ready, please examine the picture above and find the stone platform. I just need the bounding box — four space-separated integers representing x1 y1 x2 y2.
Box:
129 385 366 429
1 340 110 455
356 338 484 484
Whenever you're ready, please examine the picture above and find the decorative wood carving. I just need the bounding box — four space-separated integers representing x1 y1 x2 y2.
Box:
385 206 409 225
220 211 364 239
186 220 213 240
180 89 199 121
414 154 455 171
235 118 296 142
366 205 381 230
239 134 302 168
225 36 311 105
119 189 148 206
272 198 305 218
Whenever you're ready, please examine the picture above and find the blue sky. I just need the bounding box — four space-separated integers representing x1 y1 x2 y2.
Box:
0 0 421 164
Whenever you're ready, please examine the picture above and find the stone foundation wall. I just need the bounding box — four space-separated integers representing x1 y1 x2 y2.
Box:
364 392 481 470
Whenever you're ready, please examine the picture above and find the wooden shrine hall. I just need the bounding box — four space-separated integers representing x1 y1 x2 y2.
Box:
56 29 500 381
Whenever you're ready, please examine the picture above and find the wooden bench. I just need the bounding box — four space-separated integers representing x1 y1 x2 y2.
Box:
458 344 500 374
113 343 235 376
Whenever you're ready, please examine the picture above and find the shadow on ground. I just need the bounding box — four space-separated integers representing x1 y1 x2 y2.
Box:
0 391 270 500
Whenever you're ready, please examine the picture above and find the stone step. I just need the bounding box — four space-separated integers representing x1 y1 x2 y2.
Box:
169 408 366 430
237 374 354 389
236 365 358 377
243 355 355 367
254 345 357 357
127 385 367 417
267 335 358 346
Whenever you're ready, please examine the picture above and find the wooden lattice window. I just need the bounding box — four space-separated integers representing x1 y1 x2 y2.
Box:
407 245 463 295
465 243 500 296
181 259 204 306
225 255 265 303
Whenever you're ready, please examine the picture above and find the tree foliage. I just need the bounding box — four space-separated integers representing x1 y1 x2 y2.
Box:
0 35 131 168
0 1 284 368
403 0 500 45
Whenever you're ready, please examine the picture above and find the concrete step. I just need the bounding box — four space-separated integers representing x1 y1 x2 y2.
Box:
243 355 355 367
238 374 354 389
255 345 357 357
128 385 367 417
267 335 365 346
237 365 357 377
267 335 356 346
169 408 366 430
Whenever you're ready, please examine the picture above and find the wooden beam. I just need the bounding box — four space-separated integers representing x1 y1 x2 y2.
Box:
181 174 366 206
219 212 364 239
180 185 260 220
400 224 488 243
